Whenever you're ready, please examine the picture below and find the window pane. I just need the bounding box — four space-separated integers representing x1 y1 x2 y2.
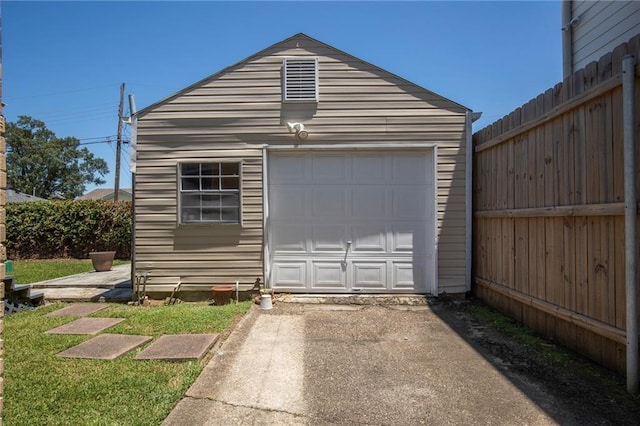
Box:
222 208 239 222
182 164 200 176
201 163 219 176
181 208 201 223
202 177 220 191
221 177 239 190
182 178 200 191
202 208 221 222
220 193 239 207
182 193 201 207
202 194 221 207
221 163 239 175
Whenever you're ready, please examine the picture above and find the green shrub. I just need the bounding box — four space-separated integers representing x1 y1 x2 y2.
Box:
6 200 132 259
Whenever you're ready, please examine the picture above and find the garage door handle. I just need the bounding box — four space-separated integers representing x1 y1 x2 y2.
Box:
342 241 352 266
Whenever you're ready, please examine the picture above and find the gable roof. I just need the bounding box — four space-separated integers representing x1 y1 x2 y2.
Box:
78 188 132 200
137 32 470 117
7 189 47 203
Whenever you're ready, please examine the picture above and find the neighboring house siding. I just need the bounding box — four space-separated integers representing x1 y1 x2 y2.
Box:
136 35 468 294
572 0 640 71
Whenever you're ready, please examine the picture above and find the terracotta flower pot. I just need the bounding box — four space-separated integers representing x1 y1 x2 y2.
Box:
211 285 234 305
89 251 116 272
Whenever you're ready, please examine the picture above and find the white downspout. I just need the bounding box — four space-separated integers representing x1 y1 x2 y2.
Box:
623 54 638 394
262 146 270 289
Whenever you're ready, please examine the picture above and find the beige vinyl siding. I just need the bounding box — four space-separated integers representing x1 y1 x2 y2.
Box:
136 34 468 294
572 0 640 71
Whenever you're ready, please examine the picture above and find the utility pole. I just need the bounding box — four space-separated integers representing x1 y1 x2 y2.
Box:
114 82 125 202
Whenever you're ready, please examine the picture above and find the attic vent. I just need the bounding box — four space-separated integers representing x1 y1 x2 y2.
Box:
283 58 318 101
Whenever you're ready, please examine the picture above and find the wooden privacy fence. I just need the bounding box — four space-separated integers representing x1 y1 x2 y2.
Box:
472 35 640 374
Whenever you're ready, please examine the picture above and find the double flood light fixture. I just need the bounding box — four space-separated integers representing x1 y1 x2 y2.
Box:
287 122 309 140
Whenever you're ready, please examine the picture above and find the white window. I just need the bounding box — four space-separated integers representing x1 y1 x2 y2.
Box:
283 57 318 101
179 162 241 224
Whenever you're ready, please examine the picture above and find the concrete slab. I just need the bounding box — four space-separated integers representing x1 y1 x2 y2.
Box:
41 286 131 303
45 317 125 335
31 264 131 289
134 334 219 361
44 303 108 317
163 397 305 426
58 334 152 360
167 304 561 425
185 311 306 417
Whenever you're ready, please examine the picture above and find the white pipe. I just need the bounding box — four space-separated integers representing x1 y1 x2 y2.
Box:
262 145 270 289
623 54 638 394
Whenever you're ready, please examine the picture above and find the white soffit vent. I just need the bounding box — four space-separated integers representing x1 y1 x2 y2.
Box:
283 58 318 101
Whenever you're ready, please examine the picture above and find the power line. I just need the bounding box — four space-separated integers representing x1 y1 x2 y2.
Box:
78 135 117 142
4 83 120 101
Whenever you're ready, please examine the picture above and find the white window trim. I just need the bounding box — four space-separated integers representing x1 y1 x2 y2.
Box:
177 160 243 225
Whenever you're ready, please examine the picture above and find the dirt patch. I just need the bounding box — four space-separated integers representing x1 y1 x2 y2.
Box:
434 298 640 425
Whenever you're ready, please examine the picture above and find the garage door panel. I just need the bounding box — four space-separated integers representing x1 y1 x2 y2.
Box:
392 189 428 218
353 262 387 289
352 188 387 218
312 188 348 217
353 154 387 183
273 262 307 288
272 223 307 252
392 153 429 183
352 225 386 252
311 225 347 251
312 262 347 289
312 154 348 182
392 262 419 290
271 187 307 217
392 224 428 253
270 155 307 183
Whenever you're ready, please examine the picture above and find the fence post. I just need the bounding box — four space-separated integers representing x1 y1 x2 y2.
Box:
623 54 638 394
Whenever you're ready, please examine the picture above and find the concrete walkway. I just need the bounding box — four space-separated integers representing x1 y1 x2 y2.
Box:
32 264 132 302
163 303 568 426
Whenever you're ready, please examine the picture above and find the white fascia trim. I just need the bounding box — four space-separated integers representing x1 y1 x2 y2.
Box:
431 145 439 295
266 142 438 151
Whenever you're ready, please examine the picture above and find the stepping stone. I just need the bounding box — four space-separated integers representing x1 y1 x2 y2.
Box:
58 334 152 360
46 317 125 335
45 304 108 317
135 334 219 361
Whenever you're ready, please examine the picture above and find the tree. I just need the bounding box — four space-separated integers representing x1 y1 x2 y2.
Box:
6 116 109 199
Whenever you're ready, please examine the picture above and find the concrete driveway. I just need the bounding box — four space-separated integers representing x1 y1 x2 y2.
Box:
162 301 573 425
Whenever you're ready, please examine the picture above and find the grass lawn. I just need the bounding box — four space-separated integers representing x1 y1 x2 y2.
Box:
4 301 252 426
9 259 130 284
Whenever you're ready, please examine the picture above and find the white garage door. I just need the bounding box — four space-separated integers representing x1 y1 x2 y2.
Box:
267 150 436 294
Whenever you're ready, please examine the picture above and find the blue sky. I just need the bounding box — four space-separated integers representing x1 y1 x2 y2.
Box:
3 1 562 193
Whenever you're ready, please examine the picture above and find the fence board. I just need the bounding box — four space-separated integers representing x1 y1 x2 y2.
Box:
562 216 578 351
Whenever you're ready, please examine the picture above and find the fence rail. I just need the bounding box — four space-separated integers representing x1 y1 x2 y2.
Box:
472 35 640 374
